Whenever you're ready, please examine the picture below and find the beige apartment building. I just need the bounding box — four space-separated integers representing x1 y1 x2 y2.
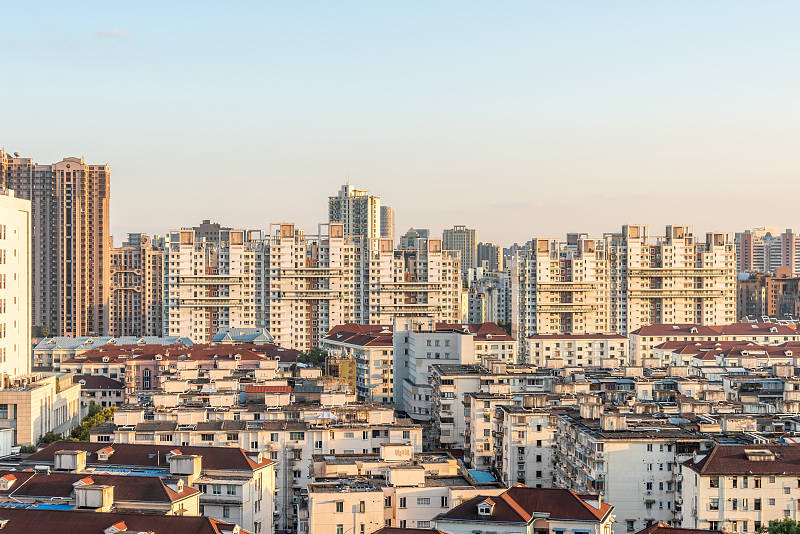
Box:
681 444 800 533
163 221 255 343
109 233 164 336
366 238 462 325
511 226 737 349
608 225 736 335
526 333 629 368
0 150 110 337
443 225 477 278
512 234 610 340
0 373 81 445
0 189 30 380
258 222 360 351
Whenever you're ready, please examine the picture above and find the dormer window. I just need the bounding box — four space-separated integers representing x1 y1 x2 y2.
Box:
102 357 109 363
0 475 16 490
477 499 494 516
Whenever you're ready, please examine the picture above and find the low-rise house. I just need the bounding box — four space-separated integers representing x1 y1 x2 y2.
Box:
527 334 629 368
434 486 615 534
681 444 800 533
0 508 244 534
23 441 274 534
72 374 125 415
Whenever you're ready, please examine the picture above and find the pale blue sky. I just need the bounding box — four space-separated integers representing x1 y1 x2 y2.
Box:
3 1 799 245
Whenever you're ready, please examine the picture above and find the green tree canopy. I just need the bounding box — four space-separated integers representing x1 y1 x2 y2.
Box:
761 518 800 534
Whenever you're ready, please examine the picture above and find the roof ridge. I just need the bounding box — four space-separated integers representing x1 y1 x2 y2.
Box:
501 489 532 522
567 488 604 520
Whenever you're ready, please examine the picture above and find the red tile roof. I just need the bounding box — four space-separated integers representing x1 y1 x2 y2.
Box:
0 470 199 503
630 324 721 336
635 522 723 534
327 324 392 335
438 487 612 523
0 508 248 534
27 441 273 471
434 322 514 341
683 444 800 475
72 374 124 390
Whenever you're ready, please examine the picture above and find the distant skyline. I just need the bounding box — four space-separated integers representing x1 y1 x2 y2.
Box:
4 1 799 246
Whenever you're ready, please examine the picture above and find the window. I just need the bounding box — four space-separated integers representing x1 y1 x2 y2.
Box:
201 434 214 442
359 501 365 513
337 525 343 534
290 431 305 441
647 444 653 452
417 498 430 505
627 521 635 532
754 478 762 488
399 497 407 508
226 485 236 496
785 487 791 495
385 497 391 507
222 506 230 518
212 485 221 495
417 521 431 528
336 501 344 513
441 496 448 507
754 499 761 511
709 476 719 488
709 499 719 511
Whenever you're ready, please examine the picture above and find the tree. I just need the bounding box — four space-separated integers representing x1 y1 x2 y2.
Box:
68 406 116 442
37 431 62 445
298 348 327 365
760 518 800 534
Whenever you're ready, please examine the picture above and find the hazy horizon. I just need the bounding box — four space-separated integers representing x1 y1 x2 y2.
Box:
4 1 799 246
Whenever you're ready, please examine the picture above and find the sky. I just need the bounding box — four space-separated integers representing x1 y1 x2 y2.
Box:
2 1 799 246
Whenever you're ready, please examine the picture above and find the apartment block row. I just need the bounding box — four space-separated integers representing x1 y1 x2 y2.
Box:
511 225 737 348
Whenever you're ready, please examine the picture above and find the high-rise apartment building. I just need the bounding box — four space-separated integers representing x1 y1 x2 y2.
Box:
511 225 736 345
0 189 31 381
735 227 800 275
511 234 609 341
328 184 381 240
365 238 462 325
476 241 503 271
0 150 110 336
379 205 395 240
256 223 359 351
163 221 255 343
443 225 477 277
608 225 736 334
109 233 164 337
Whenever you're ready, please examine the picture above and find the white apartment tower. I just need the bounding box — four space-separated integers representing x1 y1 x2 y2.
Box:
366 238 462 325
328 184 381 240
608 225 736 334
257 222 360 351
0 189 31 380
163 221 255 343
511 225 737 345
511 235 609 341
